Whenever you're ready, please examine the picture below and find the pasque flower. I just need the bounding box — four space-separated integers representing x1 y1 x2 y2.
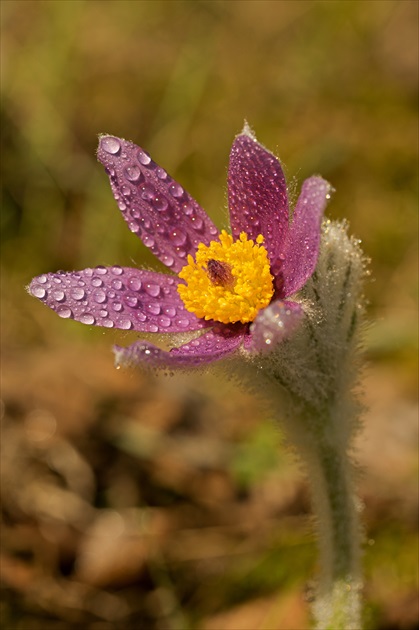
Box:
28 127 331 367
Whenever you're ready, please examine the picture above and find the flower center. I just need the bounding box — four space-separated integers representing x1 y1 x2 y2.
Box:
177 230 274 324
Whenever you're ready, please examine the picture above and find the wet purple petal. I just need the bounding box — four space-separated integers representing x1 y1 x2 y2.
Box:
27 267 207 333
228 131 289 266
275 176 332 297
97 135 219 273
247 300 304 353
114 326 245 368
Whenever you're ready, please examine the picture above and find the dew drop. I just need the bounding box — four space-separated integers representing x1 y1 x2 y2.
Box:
118 200 127 212
183 202 194 216
37 275 48 284
124 294 139 308
93 289 106 303
147 324 159 333
118 318 132 330
32 285 46 299
80 313 95 325
102 319 114 328
111 278 123 290
158 315 171 327
137 150 151 165
112 302 123 312
57 306 72 318
191 216 204 231
143 235 155 248
137 312 147 322
169 230 187 246
52 290 65 302
91 277 103 287
145 283 160 297
101 136 121 155
128 221 140 233
169 182 184 198
140 184 155 201
176 317 190 327
95 266 107 275
121 185 131 197
128 277 142 291
71 287 85 300
124 165 143 182
162 255 174 267
99 309 108 317
111 266 123 275
147 303 161 315
156 167 168 180
152 196 169 212
163 306 176 317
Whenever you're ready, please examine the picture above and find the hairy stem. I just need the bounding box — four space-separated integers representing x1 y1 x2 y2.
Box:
308 431 361 630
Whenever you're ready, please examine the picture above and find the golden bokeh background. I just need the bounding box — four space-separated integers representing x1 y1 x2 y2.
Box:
1 2 417 629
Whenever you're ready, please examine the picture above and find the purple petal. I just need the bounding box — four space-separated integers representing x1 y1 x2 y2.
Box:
97 135 219 273
275 176 332 297
27 267 207 333
228 131 289 266
246 299 304 353
114 326 245 368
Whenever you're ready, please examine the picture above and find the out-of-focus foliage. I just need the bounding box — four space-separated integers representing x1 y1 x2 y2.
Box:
1 1 417 629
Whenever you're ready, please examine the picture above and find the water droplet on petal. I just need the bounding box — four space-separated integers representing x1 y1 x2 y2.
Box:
118 200 127 212
156 167 168 180
103 319 114 328
176 317 190 327
128 277 142 291
124 165 143 182
71 287 85 300
101 136 121 155
32 285 46 299
163 306 176 317
118 318 132 330
91 277 103 287
124 294 139 308
169 183 184 198
111 266 123 275
93 289 106 303
57 306 72 318
52 290 65 302
129 221 140 233
95 266 107 275
147 303 161 315
143 235 155 248
145 283 160 297
147 324 159 333
137 150 151 165
80 313 95 325
111 279 123 290
152 196 169 212
169 230 187 246
158 315 171 327
191 217 204 231
140 184 155 201
162 255 174 267
38 275 48 284
112 302 123 312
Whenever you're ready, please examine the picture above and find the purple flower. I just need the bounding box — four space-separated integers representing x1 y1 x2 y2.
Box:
28 128 331 368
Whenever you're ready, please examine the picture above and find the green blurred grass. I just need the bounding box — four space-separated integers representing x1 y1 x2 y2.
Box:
2 1 417 354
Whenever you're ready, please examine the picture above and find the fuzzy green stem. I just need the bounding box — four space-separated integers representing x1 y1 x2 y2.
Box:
308 436 361 630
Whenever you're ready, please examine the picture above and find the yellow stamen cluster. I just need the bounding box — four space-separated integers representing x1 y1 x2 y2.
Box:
177 230 274 324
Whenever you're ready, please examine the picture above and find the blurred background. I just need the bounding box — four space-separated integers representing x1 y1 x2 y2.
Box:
1 1 417 629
